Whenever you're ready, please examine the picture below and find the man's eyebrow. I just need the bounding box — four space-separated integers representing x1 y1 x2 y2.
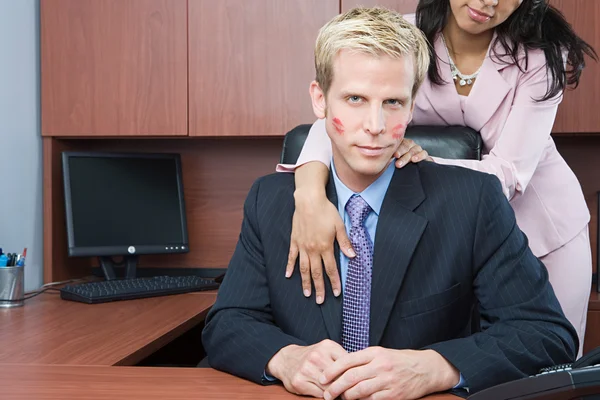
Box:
339 90 366 98
339 90 411 101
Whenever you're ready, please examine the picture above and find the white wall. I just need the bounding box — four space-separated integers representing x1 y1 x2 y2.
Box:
0 0 42 291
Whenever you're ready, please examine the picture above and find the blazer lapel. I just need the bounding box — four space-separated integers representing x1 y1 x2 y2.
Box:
319 173 343 343
369 166 428 346
463 36 512 132
419 35 464 126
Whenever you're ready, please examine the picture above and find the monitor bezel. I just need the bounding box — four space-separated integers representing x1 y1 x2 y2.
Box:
61 151 190 258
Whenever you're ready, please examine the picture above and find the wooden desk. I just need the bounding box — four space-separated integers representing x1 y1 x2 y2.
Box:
0 364 460 400
0 291 217 365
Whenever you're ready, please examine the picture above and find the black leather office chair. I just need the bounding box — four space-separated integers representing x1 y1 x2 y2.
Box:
280 124 483 165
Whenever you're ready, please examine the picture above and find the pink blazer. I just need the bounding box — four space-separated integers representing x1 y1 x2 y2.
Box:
277 15 589 257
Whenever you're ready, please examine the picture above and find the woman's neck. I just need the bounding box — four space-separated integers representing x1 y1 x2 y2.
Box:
443 14 494 58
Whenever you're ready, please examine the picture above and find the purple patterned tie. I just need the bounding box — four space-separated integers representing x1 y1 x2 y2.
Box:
342 194 373 353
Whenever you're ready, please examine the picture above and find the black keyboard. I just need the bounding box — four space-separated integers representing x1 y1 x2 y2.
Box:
60 276 220 304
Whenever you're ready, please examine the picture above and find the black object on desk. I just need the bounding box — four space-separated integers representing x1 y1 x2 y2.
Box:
62 151 190 282
468 347 600 399
60 276 219 304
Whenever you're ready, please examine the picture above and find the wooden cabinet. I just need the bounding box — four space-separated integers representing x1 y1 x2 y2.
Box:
188 0 339 136
41 0 188 136
549 0 600 133
341 0 418 13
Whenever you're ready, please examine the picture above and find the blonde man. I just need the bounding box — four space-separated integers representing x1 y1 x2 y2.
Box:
202 7 576 399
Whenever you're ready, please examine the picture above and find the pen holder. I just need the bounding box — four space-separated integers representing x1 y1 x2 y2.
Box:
0 266 24 308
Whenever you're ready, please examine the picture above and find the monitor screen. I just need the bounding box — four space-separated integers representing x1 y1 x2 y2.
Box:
62 152 189 258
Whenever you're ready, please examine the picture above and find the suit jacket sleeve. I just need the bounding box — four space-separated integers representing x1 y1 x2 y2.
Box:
201 178 307 384
425 174 578 393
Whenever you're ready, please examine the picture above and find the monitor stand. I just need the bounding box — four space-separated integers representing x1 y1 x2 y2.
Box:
98 256 139 280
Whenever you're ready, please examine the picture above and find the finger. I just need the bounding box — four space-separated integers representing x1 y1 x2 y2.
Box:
286 242 299 278
302 358 329 389
320 350 373 384
393 138 414 158
303 383 324 399
299 249 312 297
409 148 426 163
340 381 386 400
309 253 325 304
325 366 377 400
320 339 348 361
323 250 342 297
336 219 356 259
407 145 423 160
287 379 324 398
395 152 413 168
415 149 429 162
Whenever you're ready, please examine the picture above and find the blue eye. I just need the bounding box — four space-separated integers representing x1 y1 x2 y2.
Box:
349 96 361 103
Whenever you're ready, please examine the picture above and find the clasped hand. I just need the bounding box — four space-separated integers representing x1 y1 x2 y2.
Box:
267 340 458 400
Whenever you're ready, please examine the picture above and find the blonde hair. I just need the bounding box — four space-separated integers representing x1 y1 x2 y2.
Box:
315 6 430 99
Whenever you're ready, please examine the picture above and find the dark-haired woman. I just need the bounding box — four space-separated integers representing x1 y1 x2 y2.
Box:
277 0 596 356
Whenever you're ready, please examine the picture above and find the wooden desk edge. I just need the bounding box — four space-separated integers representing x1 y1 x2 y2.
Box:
115 304 213 365
0 364 461 400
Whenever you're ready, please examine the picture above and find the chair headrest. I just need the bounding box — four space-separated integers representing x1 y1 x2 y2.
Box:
280 124 482 165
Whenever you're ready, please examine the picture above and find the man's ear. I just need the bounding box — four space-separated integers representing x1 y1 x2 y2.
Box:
309 81 327 119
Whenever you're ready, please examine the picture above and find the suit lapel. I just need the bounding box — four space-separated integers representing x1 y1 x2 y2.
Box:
422 34 512 132
319 173 343 343
420 35 464 126
463 37 512 131
369 166 428 346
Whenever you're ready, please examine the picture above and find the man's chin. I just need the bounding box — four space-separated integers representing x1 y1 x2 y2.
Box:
350 160 390 177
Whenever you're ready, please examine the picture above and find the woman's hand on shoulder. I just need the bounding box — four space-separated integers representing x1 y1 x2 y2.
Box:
394 138 432 168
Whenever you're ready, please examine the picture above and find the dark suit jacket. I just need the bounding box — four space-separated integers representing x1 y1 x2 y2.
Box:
202 162 577 394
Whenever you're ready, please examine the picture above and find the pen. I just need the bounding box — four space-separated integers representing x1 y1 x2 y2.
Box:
16 248 26 267
0 253 7 267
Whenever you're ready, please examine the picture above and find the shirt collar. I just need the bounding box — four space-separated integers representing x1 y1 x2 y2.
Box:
331 158 396 216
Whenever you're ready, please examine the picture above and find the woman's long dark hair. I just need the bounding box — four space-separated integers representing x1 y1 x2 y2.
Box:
415 0 597 101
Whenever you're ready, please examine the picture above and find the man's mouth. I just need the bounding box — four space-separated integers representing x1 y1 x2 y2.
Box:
356 146 387 156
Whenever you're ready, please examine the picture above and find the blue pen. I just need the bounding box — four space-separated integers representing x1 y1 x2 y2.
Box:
16 248 27 267
0 254 7 267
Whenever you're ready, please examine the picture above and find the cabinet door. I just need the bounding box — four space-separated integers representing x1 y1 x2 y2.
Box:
41 0 187 136
189 0 339 136
342 0 418 13
549 0 600 133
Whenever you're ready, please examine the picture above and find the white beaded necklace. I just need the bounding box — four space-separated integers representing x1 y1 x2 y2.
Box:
441 34 480 86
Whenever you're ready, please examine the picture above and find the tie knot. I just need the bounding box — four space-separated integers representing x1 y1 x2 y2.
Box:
345 195 371 228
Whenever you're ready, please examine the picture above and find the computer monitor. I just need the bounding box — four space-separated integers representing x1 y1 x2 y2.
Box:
62 152 189 280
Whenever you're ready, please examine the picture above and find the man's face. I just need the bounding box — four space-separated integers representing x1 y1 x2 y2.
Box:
310 50 415 189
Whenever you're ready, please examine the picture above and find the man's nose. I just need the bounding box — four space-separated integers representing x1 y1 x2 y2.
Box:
364 105 385 135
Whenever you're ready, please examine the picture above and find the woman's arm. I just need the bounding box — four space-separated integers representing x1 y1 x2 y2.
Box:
432 57 561 200
288 161 352 303
278 119 350 303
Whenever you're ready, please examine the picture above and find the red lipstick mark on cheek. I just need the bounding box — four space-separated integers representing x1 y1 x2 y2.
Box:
391 123 406 139
332 117 345 135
